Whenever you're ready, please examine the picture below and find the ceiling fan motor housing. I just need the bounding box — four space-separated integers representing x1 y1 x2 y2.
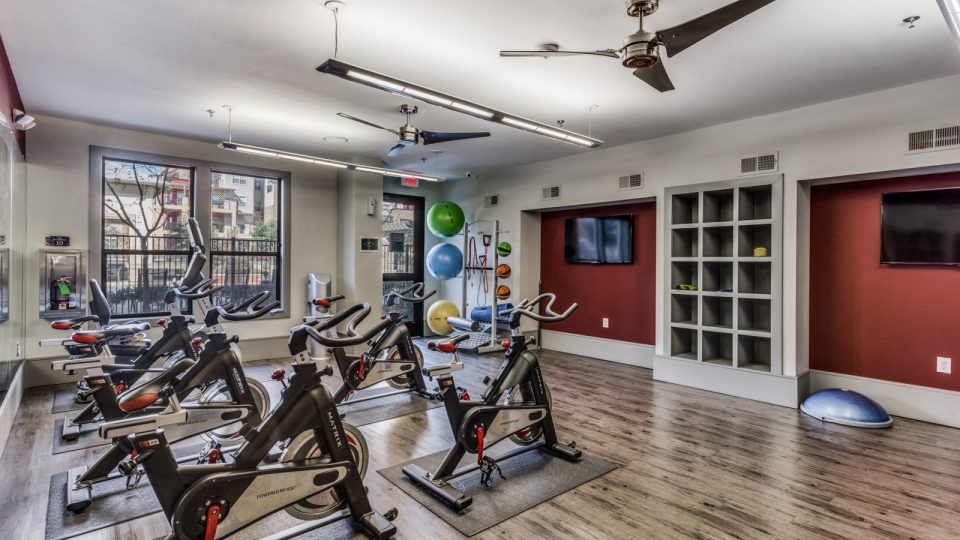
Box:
398 124 419 145
626 0 659 18
622 32 660 69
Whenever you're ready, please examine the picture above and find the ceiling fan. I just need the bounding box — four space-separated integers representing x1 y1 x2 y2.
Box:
500 0 776 92
337 104 490 157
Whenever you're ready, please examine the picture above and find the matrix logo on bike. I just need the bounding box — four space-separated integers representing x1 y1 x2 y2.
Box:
326 410 344 449
230 368 247 396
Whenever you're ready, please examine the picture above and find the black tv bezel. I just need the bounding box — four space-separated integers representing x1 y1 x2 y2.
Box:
563 214 635 265
879 186 960 267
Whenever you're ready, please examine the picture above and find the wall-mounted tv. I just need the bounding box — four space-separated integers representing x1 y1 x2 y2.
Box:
881 187 960 265
564 215 634 264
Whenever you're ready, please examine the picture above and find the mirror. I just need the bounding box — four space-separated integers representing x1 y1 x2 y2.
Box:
0 125 25 409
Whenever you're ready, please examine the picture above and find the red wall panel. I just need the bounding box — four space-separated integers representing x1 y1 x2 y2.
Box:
810 173 960 391
539 201 656 345
0 33 25 155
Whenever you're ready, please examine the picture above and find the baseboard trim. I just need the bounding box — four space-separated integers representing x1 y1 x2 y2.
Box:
654 354 803 408
540 331 654 368
809 370 960 428
0 362 25 456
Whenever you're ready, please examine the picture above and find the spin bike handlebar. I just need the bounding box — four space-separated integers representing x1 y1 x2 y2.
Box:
305 302 393 347
170 279 224 301
384 282 436 307
508 293 578 323
227 290 272 314
208 296 281 323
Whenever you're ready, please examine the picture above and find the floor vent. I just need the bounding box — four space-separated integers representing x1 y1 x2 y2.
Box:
908 125 960 152
741 152 779 175
541 185 561 200
618 173 644 190
483 194 500 208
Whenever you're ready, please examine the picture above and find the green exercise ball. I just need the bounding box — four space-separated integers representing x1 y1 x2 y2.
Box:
427 201 465 238
427 300 460 335
496 241 512 257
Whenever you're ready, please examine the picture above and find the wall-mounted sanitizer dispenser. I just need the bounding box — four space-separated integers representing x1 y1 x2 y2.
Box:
40 249 85 320
305 273 333 361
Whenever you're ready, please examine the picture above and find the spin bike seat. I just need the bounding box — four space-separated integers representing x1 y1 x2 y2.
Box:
71 322 151 343
118 358 194 413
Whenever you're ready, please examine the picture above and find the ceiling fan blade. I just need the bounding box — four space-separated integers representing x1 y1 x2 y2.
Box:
336 112 399 134
657 0 776 58
421 131 491 145
500 49 620 59
634 62 675 93
387 143 406 157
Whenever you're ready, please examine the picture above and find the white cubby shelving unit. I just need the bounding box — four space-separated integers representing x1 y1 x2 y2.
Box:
663 175 783 375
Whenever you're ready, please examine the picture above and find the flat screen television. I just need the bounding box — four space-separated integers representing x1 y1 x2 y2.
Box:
564 215 634 264
881 187 960 265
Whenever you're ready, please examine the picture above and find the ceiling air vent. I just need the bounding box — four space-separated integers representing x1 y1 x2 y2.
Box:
618 173 644 190
541 185 561 200
908 125 960 153
483 194 500 208
740 152 779 175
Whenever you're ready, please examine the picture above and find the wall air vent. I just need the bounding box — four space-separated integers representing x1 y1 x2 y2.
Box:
618 173 644 190
740 152 779 175
483 194 500 208
908 125 960 153
541 185 561 200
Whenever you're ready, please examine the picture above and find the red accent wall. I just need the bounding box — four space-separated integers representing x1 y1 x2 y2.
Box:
0 33 25 155
539 201 656 344
810 173 960 392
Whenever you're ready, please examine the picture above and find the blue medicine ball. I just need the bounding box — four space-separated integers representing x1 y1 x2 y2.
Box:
427 243 463 280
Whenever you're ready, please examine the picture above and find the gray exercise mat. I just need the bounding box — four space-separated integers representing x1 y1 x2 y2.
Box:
379 447 618 537
52 387 85 414
51 418 108 454
338 386 443 426
46 470 160 540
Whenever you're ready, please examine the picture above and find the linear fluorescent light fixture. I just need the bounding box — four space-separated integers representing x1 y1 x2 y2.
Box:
219 142 443 181
317 59 604 148
939 0 960 51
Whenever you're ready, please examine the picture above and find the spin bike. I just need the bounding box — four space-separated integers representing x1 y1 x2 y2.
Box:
120 302 397 539
322 283 444 406
402 292 581 511
64 295 279 512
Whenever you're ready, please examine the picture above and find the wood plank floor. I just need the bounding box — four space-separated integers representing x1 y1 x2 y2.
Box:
2 345 959 539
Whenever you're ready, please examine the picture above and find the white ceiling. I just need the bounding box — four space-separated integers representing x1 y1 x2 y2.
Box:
1 0 958 178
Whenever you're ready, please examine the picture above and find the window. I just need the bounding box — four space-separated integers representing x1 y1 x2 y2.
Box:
209 172 282 308
101 158 194 317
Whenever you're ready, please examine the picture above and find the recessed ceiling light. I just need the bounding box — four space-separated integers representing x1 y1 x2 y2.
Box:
323 135 349 143
317 59 603 148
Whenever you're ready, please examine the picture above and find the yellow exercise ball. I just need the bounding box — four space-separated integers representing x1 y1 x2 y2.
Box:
427 300 460 335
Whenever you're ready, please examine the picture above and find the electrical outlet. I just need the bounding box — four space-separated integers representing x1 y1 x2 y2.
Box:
937 356 952 374
602 318 609 329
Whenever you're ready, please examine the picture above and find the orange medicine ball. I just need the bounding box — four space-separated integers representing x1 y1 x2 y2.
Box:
496 264 512 279
495 285 511 300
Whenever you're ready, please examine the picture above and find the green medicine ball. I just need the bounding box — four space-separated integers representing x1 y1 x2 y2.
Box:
496 241 512 257
427 201 465 238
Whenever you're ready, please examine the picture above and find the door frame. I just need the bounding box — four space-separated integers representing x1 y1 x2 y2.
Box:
383 192 425 336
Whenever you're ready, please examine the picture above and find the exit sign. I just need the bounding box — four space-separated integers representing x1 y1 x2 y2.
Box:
401 177 419 188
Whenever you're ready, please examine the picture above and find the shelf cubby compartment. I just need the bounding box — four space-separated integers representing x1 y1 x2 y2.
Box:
738 262 771 295
738 298 771 333
703 189 735 223
702 262 733 293
671 228 699 258
671 294 698 325
738 185 773 221
671 327 699 360
738 335 772 372
738 224 772 257
702 296 733 329
672 193 699 225
702 226 734 258
702 331 733 367
671 261 698 290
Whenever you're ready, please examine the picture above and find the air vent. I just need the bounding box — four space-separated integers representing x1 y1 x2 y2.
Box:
908 125 960 153
483 194 500 208
541 185 561 200
618 173 644 190
740 152 779 175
